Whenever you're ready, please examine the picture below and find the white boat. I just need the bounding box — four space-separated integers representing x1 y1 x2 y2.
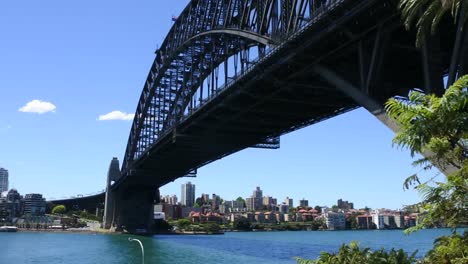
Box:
0 226 18 232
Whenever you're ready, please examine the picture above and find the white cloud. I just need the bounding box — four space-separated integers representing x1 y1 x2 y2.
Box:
98 111 134 121
19 100 56 114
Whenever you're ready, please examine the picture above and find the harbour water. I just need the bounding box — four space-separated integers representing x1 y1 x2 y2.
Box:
0 229 454 263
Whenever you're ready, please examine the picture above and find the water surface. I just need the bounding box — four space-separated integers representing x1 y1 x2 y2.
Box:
0 229 453 263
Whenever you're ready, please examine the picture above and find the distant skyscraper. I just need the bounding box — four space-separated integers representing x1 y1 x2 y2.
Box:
299 198 309 207
252 186 263 210
181 182 195 207
0 168 8 193
284 197 293 207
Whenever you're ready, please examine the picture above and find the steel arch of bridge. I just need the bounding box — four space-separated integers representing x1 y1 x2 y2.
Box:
122 0 344 174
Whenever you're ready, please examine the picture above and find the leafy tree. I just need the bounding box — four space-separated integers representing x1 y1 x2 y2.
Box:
385 75 468 231
314 206 322 213
236 197 246 207
296 241 417 264
51 205 66 215
399 0 467 47
195 197 203 207
202 223 221 233
233 217 251 231
176 218 191 230
420 231 468 263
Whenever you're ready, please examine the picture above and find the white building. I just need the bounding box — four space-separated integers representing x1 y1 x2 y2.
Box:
325 212 346 230
372 210 385 229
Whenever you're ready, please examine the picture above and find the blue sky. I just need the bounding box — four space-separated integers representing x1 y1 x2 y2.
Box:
0 0 436 209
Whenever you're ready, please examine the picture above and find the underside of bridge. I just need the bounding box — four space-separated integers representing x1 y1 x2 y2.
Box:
106 0 466 234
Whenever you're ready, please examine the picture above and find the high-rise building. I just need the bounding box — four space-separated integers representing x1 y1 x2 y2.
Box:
0 168 9 193
181 182 195 207
262 196 273 209
248 186 263 211
211 193 220 210
284 197 293 207
299 198 309 207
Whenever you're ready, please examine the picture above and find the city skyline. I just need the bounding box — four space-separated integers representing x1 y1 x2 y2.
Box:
0 0 440 210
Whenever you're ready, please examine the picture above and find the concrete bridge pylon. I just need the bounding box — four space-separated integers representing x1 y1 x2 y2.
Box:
103 157 120 229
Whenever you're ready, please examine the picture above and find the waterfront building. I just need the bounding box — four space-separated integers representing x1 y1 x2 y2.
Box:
405 214 418 228
22 193 46 216
325 212 346 230
275 213 285 222
284 197 293 207
383 214 397 229
0 189 23 220
0 168 8 193
181 182 195 207
356 215 373 229
337 199 354 210
299 198 309 207
264 212 275 223
254 212 265 223
371 210 385 229
394 213 405 228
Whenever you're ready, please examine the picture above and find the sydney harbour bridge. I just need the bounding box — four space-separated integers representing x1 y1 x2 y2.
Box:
92 0 468 233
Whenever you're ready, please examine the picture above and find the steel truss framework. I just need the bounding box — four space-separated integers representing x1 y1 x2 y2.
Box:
120 0 467 181
122 0 344 174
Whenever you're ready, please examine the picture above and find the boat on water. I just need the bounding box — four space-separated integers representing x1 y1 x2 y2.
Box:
0 226 18 232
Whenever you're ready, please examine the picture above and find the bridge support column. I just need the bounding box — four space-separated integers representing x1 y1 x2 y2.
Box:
114 185 157 234
103 158 121 229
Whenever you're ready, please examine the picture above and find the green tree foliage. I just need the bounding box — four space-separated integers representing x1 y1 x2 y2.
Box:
176 218 191 230
385 75 468 230
233 217 251 231
202 223 221 233
296 242 417 264
236 197 246 207
51 205 66 215
195 197 203 207
399 0 467 47
420 231 468 263
314 206 322 213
